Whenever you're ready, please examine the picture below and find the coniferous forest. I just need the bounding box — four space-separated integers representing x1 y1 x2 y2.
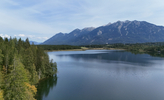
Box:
0 37 57 100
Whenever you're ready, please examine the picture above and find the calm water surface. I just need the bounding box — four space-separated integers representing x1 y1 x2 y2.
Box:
37 50 164 100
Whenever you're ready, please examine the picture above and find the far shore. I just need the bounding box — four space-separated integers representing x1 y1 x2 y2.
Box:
45 48 125 52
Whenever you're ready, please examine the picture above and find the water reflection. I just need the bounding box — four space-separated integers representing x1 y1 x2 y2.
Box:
36 75 58 100
148 52 164 57
41 50 164 100
55 50 164 66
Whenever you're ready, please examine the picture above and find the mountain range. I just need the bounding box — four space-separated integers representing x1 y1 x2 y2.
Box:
42 20 164 45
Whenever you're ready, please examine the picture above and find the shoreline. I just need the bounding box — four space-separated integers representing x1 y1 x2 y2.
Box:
45 48 125 52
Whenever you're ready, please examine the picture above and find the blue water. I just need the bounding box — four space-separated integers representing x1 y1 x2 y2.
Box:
37 50 164 100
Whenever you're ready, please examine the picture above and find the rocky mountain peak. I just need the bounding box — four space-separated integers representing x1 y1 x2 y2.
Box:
82 27 95 31
42 20 164 45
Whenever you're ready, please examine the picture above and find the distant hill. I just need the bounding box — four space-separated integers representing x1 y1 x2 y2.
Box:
42 20 164 45
30 41 40 45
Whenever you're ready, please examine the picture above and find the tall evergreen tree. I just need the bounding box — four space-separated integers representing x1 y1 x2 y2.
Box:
24 38 30 49
0 49 3 69
3 45 9 74
17 38 24 54
0 71 4 100
0 37 3 43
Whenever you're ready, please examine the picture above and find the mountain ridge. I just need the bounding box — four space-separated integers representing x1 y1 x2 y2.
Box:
42 20 164 45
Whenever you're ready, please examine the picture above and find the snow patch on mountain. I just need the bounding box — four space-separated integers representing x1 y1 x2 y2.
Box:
97 30 102 35
118 22 123 36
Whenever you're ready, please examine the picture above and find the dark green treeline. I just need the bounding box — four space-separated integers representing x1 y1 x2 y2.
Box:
0 37 57 100
37 45 81 51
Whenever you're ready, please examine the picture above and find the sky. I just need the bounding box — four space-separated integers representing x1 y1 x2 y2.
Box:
0 0 164 42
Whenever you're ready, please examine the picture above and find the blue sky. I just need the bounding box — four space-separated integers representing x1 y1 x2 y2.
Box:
0 0 164 42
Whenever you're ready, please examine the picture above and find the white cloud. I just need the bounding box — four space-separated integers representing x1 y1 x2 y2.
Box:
37 37 48 40
0 34 10 38
13 34 48 42
0 0 164 42
18 34 25 37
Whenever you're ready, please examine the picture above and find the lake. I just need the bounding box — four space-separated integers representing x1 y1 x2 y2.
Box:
36 50 164 100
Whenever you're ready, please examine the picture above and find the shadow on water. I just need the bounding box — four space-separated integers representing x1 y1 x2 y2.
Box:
148 52 164 58
35 75 58 100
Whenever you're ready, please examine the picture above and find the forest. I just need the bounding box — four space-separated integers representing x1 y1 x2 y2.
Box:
37 45 81 51
0 37 57 100
107 42 164 53
80 43 164 57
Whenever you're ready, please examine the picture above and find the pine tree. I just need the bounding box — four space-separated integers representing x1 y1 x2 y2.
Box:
3 45 9 74
0 37 3 43
17 38 24 55
22 48 38 84
23 48 34 70
36 48 45 79
29 64 38 85
24 38 30 49
0 50 3 69
0 71 4 100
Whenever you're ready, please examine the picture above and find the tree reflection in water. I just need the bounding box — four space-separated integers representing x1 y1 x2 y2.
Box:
35 75 58 100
